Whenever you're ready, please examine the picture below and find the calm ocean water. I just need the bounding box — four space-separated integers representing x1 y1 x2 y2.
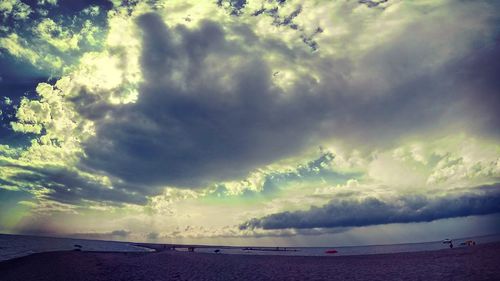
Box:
0 234 152 262
1 233 499 261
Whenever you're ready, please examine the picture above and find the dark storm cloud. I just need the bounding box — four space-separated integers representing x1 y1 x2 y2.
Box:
81 13 327 190
313 18 500 146
75 6 500 201
240 184 500 230
3 162 147 205
443 39 500 137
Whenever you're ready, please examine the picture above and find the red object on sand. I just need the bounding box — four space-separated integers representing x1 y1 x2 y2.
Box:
325 249 338 254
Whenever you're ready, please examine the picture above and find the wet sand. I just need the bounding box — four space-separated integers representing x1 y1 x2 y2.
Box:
1 242 499 281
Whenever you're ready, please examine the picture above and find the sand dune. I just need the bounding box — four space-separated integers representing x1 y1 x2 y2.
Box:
1 242 499 281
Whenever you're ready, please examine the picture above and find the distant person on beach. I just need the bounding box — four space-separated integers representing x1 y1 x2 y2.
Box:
449 242 453 249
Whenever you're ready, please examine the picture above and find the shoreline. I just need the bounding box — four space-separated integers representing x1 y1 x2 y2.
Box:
132 236 497 258
0 238 493 262
2 232 499 261
1 241 499 280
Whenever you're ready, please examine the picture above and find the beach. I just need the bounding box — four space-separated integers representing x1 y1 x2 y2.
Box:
1 242 499 281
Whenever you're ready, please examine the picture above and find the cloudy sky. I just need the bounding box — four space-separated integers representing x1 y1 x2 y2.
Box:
0 0 499 246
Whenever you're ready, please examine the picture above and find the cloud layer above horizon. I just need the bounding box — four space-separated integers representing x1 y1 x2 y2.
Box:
0 0 499 245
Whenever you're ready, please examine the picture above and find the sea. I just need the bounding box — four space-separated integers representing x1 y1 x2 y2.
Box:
0 234 153 262
1 233 499 262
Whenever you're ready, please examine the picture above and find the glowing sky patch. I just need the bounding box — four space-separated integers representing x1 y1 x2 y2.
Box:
0 0 499 246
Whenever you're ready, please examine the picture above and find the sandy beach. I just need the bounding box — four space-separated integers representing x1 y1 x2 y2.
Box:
1 242 499 281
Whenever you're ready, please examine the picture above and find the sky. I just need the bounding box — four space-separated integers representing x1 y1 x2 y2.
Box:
0 0 499 247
